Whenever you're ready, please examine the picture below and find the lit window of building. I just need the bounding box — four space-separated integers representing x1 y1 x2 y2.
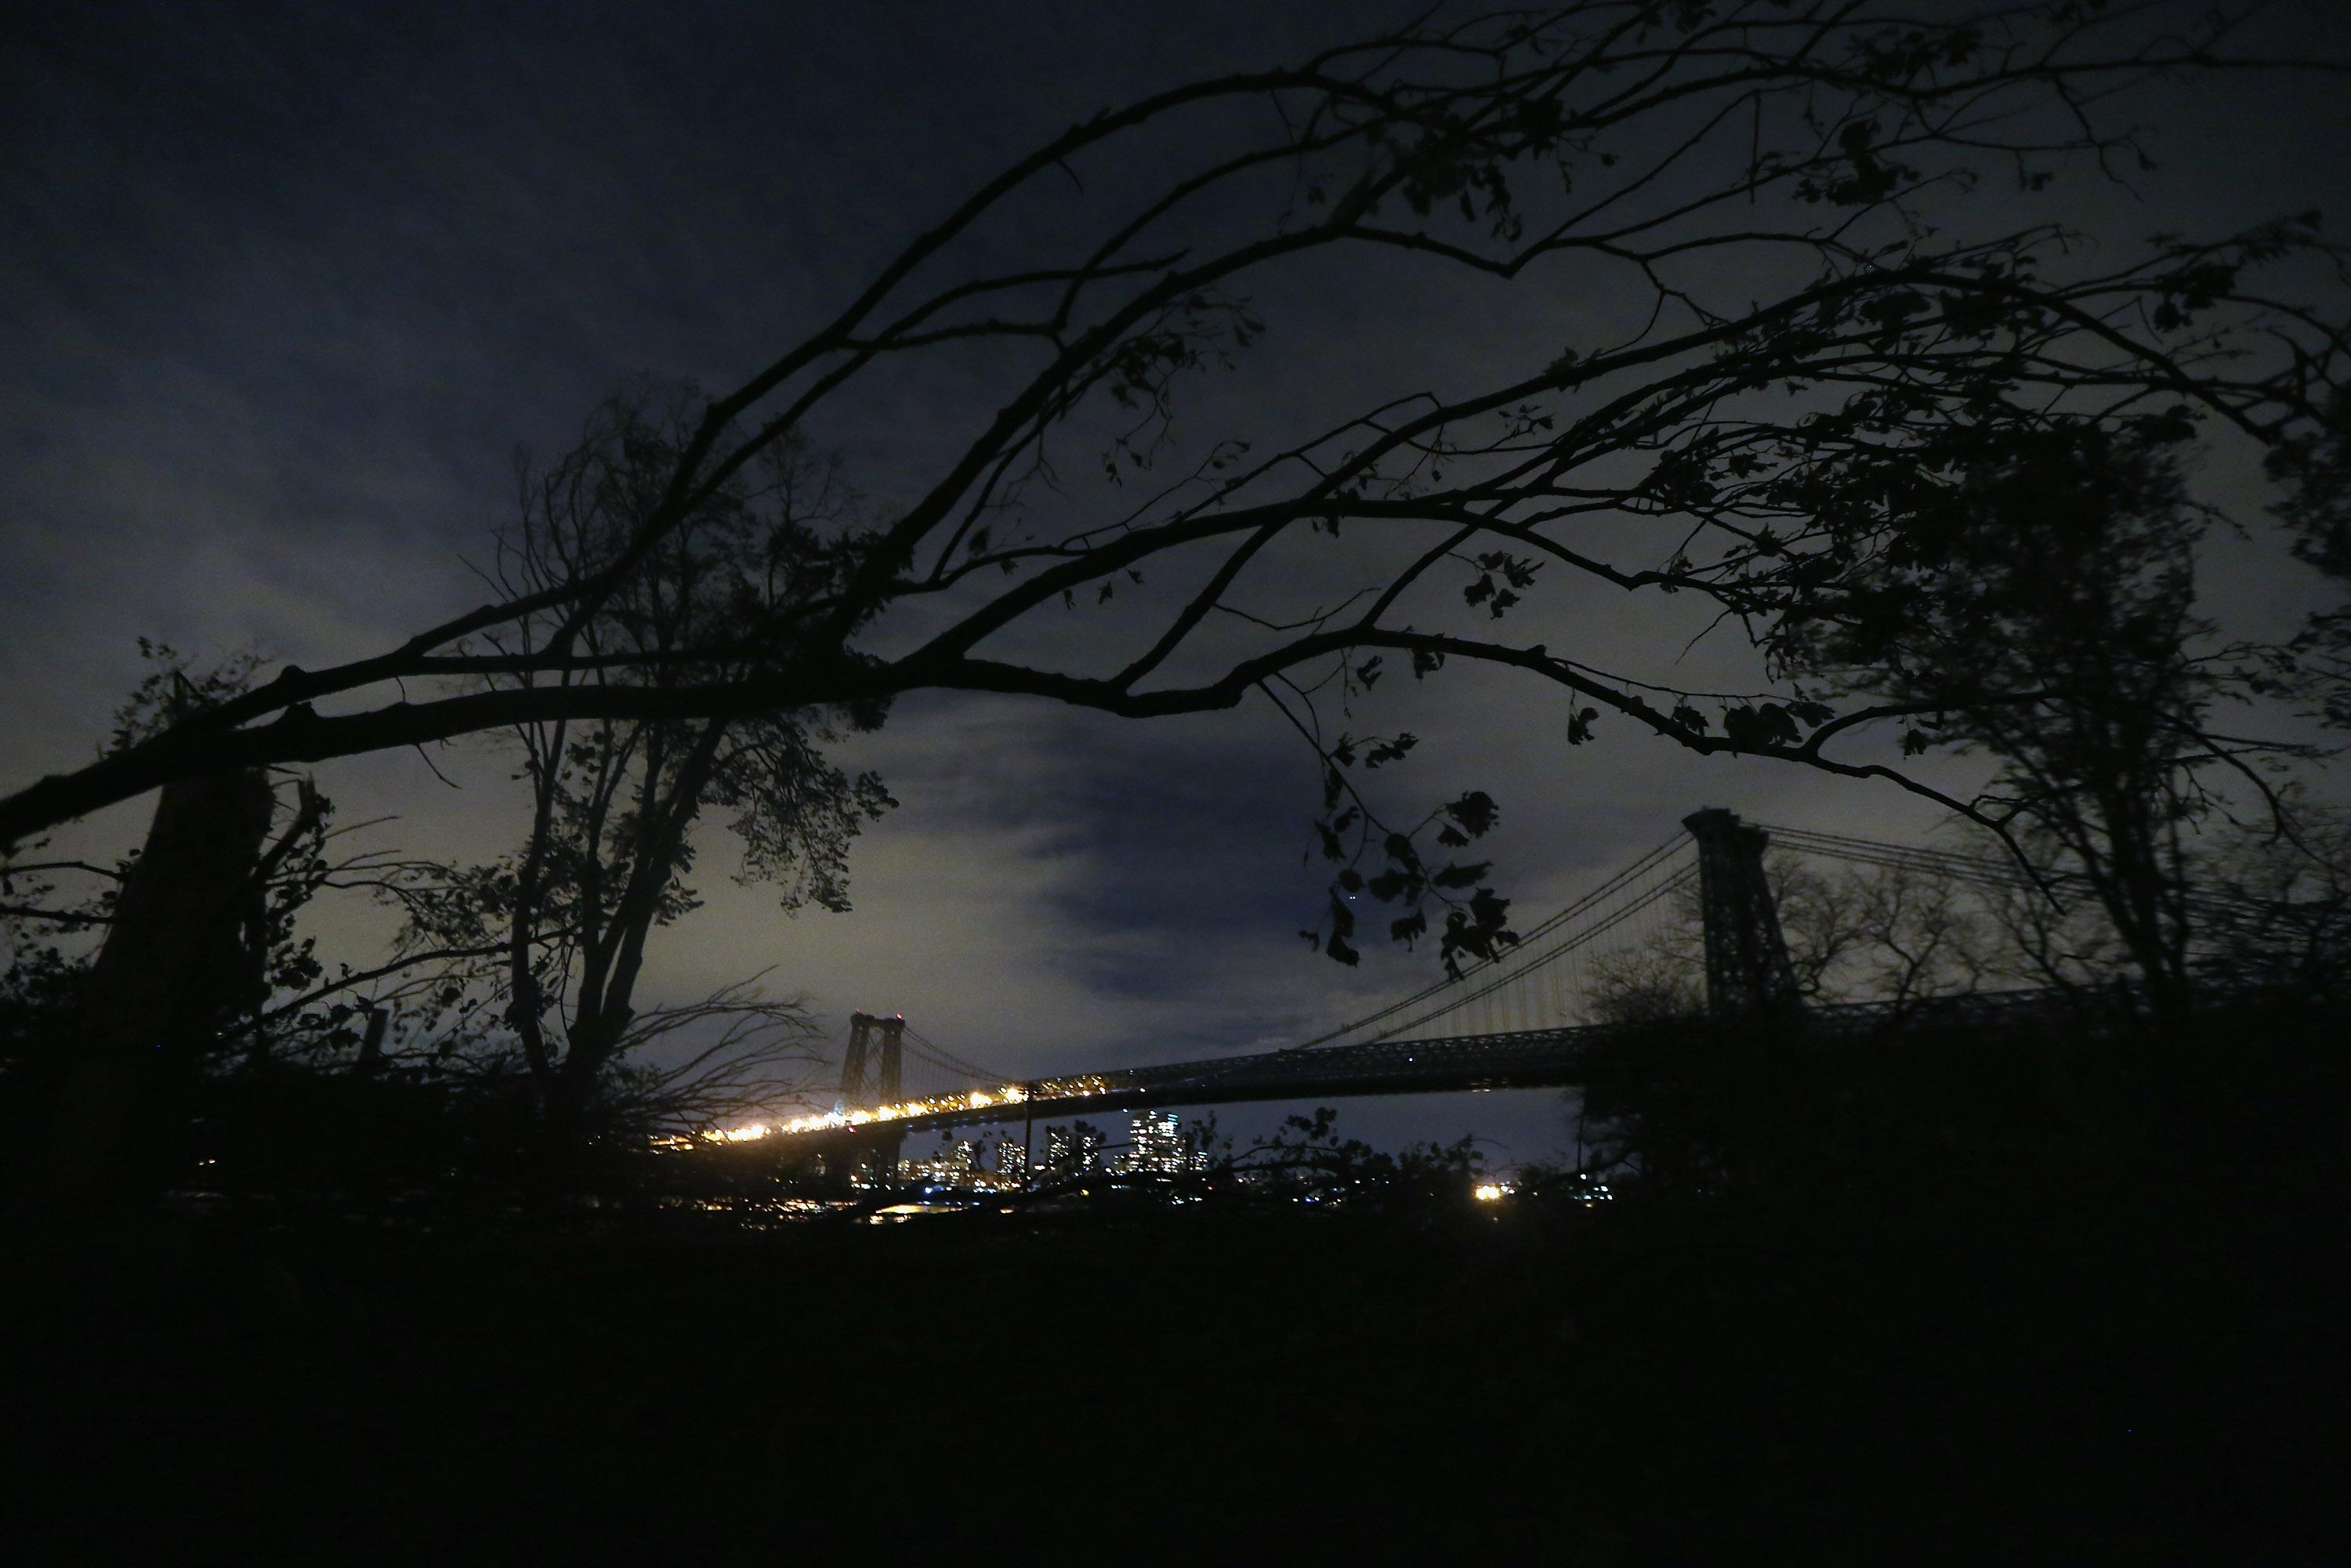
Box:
1127 1109 1186 1175
1045 1124 1103 1177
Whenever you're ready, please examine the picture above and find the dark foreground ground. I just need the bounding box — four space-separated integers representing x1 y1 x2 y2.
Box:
5 1169 2341 1566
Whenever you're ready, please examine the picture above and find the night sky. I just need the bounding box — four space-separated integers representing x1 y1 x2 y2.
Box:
6 2 2349 1164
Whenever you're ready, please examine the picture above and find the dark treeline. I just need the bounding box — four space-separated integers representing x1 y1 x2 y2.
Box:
6 816 2346 1558
6 1000 2342 1560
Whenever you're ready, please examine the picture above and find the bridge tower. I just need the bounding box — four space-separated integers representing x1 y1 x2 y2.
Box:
840 1013 871 1103
1681 808 1801 1016
839 1012 906 1104
836 1012 908 1187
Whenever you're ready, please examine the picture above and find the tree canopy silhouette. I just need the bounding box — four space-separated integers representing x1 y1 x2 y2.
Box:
3 2 2343 975
1791 425 2312 1009
382 383 889 1156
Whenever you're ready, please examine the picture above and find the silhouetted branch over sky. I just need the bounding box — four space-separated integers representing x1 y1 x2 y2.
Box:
4 0 2348 1151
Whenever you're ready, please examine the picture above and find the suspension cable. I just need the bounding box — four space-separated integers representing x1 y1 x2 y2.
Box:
898 1027 1016 1089
1367 864 1697 1042
1286 831 1690 1050
1754 822 2266 917
868 818 2248 1095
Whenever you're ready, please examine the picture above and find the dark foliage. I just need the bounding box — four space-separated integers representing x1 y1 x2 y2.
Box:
8 1001 2338 1560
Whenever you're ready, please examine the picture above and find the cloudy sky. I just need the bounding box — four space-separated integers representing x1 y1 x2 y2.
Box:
6 2 2348 1162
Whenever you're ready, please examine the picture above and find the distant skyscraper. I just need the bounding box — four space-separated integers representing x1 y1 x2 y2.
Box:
1128 1110 1186 1175
1045 1124 1102 1178
900 1138 988 1187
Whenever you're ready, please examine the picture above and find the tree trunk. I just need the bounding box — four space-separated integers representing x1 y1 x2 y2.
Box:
33 770 276 1205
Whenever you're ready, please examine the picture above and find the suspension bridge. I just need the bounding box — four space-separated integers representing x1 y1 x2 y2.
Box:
716 807 2212 1174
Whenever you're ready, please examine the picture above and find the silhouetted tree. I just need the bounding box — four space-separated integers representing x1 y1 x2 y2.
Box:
0 647 365 1196
386 384 890 1169
2190 798 2351 994
2272 390 2351 724
1786 427 2313 1012
2 4 2342 983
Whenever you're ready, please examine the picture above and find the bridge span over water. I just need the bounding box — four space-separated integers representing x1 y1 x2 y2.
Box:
723 809 2240 1165
770 987 2106 1149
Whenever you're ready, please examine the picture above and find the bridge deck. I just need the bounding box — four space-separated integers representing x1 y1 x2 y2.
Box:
781 987 2103 1142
